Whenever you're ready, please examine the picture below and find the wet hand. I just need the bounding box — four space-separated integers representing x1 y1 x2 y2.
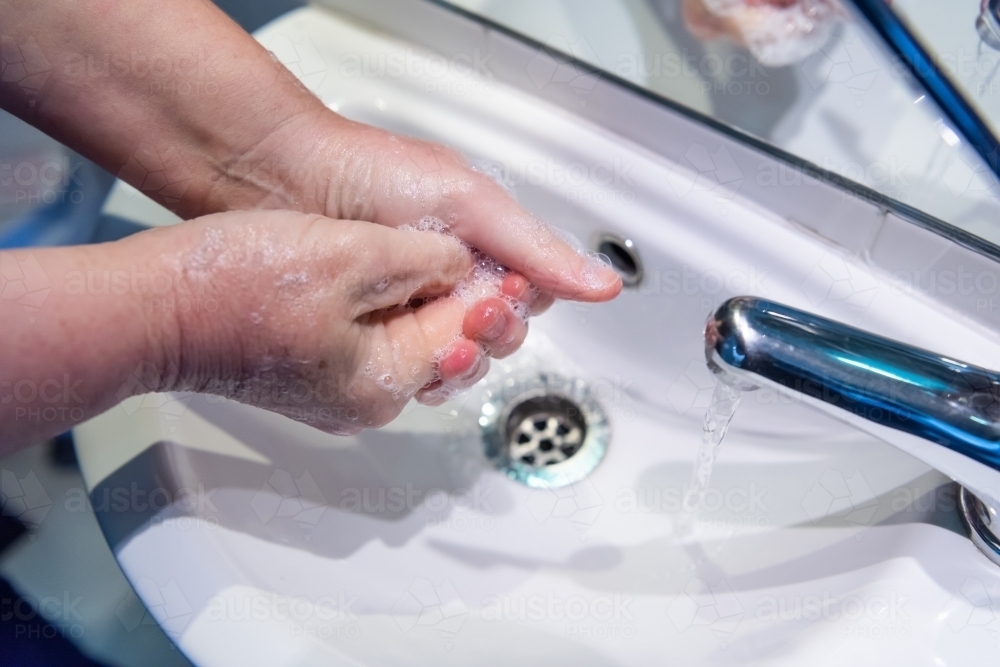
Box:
236 116 621 333
161 210 544 433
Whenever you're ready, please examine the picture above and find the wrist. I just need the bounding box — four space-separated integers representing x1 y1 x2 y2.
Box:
111 222 241 396
205 106 352 218
0 237 192 450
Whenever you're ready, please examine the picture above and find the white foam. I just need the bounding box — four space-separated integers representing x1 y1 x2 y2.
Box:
399 215 452 235
453 249 510 306
376 372 403 399
502 294 529 322
580 250 614 291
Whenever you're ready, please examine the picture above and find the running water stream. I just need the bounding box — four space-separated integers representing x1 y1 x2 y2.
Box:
677 378 743 537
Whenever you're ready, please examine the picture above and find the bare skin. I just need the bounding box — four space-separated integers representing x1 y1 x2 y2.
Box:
0 210 586 455
0 0 622 454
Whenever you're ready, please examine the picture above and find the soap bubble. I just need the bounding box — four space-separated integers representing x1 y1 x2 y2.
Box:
400 216 529 323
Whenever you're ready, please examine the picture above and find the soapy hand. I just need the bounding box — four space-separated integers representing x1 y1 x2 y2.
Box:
0 0 625 453
2 0 622 373
222 113 623 309
0 207 570 453
150 210 548 433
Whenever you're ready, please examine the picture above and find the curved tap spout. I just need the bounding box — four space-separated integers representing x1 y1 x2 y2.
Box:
706 296 1000 564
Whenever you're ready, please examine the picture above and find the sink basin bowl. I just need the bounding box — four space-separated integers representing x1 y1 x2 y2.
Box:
74 6 1000 665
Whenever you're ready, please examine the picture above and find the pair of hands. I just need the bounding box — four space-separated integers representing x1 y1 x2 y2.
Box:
154 206 597 436
0 0 621 450
136 118 620 436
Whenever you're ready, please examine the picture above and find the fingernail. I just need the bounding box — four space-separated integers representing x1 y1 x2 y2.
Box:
481 309 507 341
439 341 476 377
579 252 620 290
454 350 487 383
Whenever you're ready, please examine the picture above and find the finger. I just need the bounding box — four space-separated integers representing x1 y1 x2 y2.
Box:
351 225 473 316
361 296 465 406
416 382 449 406
438 177 622 303
416 339 490 406
437 338 484 382
500 274 554 316
463 298 528 359
351 130 622 302
369 295 489 406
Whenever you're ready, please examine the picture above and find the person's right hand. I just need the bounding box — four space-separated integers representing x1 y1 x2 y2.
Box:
0 0 624 454
153 210 538 433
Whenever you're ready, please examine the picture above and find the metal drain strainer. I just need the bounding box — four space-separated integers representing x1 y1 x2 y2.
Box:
479 372 609 488
507 395 586 466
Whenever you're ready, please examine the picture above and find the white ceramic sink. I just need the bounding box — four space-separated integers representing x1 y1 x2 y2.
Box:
76 6 1000 665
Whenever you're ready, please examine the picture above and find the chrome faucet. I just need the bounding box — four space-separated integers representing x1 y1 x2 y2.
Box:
978 0 1000 51
706 296 1000 565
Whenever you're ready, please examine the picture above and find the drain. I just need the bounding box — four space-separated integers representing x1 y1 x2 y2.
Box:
595 233 642 287
479 373 609 488
508 395 586 466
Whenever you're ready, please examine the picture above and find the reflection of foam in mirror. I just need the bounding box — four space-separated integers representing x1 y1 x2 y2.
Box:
700 0 842 66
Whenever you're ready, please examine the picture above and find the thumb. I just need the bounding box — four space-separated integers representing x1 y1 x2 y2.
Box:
445 185 624 303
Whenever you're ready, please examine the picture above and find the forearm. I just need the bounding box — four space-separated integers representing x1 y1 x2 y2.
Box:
0 230 190 454
0 0 339 218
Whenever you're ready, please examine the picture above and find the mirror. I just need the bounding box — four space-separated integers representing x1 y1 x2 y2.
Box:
884 0 1000 146
442 0 1000 246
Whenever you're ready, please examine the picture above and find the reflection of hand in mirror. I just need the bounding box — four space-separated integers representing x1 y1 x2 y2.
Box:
682 0 847 67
